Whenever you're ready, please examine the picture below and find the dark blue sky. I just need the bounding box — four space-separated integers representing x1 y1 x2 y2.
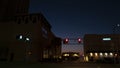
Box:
29 0 120 53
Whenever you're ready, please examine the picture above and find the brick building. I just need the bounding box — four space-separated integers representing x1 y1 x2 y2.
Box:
0 13 62 62
84 34 120 62
0 0 61 62
0 0 29 21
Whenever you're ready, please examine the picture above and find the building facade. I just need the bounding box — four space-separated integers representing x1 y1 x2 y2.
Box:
0 13 62 62
84 34 120 62
0 0 62 62
0 0 29 21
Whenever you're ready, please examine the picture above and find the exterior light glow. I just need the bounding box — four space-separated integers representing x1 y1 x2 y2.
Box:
115 54 117 56
63 54 69 56
26 37 30 41
59 56 62 59
95 53 98 57
73 54 79 57
85 56 89 62
28 51 32 55
90 53 93 57
100 53 103 56
105 53 108 57
110 53 113 56
19 35 23 39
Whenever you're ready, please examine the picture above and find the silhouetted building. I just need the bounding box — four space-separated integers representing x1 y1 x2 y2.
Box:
0 0 30 21
0 13 62 62
84 34 120 62
0 0 62 62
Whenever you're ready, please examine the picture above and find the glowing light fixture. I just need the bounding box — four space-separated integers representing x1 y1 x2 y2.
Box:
63 54 69 56
26 37 30 41
115 54 117 56
85 56 89 62
73 54 79 57
90 53 93 57
105 53 108 56
19 35 23 39
100 53 103 56
95 53 98 57
103 38 111 41
110 53 113 56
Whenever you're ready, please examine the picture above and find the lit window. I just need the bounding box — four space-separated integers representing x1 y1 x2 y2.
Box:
42 27 48 38
103 38 111 41
90 53 93 57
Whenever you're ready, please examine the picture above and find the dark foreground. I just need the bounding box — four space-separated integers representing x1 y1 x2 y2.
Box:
0 61 120 68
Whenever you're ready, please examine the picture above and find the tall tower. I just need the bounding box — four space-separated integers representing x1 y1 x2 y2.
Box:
0 0 30 21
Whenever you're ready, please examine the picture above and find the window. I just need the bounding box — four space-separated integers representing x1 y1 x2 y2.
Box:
32 17 37 23
103 38 111 41
25 17 28 24
42 27 48 38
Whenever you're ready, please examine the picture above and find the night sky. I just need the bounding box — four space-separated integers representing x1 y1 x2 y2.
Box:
29 0 120 54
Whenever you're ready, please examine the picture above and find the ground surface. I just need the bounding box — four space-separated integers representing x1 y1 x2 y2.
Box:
0 61 120 68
